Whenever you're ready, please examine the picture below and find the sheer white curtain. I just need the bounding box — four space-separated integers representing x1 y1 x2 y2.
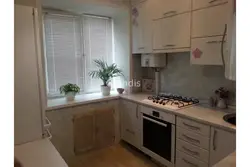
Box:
83 16 113 93
43 13 113 96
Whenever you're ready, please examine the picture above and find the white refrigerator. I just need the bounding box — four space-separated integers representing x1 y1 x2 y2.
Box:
14 4 45 145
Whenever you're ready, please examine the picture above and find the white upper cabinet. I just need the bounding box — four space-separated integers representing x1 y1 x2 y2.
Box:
150 0 191 19
190 36 226 65
153 13 191 51
192 3 230 38
132 0 152 54
192 0 228 10
162 13 191 49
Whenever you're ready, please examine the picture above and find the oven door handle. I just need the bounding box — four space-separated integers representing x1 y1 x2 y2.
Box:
143 116 167 127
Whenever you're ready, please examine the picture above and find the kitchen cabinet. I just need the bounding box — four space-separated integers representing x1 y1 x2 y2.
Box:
190 36 226 65
152 13 191 51
120 100 140 149
192 0 228 10
209 127 236 166
73 107 115 154
150 0 191 19
132 0 152 54
192 3 230 38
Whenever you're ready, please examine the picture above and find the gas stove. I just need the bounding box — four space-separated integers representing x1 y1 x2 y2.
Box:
142 93 199 110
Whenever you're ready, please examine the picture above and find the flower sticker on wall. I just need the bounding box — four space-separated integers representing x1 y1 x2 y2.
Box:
192 48 203 59
132 7 139 26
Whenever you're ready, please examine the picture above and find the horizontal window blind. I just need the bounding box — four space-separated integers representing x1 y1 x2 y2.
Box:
83 16 113 93
43 13 113 96
43 14 84 96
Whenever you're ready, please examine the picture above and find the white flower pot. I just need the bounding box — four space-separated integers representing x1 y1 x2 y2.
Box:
101 85 111 96
65 92 76 101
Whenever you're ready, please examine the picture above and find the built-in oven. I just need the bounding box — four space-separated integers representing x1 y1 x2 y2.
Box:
140 107 175 167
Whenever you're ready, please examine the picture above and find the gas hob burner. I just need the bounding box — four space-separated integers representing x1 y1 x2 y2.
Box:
146 94 199 109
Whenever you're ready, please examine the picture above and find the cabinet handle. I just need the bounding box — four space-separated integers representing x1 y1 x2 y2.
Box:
136 105 138 119
182 134 200 144
138 47 145 50
206 40 226 44
209 0 221 4
164 44 176 47
182 158 199 167
182 146 200 156
213 130 217 150
163 10 177 16
183 122 201 131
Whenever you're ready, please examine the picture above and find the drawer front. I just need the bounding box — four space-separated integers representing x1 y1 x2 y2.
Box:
176 150 208 167
177 117 210 136
190 36 227 65
192 3 230 38
139 105 175 124
177 127 210 150
121 127 139 148
192 0 228 10
176 139 209 163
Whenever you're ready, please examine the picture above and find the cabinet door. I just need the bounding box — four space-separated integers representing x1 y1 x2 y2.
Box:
73 111 95 154
162 13 191 49
95 108 115 149
152 19 164 50
192 0 228 10
192 3 230 38
150 0 191 19
190 36 227 65
132 3 144 54
209 128 236 166
121 100 140 148
132 1 152 54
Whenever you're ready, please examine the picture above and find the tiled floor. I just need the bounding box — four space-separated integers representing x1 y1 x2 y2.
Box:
68 142 160 167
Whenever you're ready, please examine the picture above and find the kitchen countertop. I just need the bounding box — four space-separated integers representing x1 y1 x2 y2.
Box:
120 93 236 132
47 93 236 132
213 152 236 167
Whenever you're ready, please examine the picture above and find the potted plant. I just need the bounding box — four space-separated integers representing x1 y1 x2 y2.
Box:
89 59 123 96
59 83 80 101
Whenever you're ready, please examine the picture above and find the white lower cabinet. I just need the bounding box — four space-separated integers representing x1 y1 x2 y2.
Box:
120 100 140 149
176 116 235 167
176 150 208 167
209 127 236 166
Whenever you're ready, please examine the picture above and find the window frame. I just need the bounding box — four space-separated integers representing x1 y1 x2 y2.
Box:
42 11 115 98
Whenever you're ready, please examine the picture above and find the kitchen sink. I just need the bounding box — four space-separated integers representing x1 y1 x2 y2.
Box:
223 113 236 126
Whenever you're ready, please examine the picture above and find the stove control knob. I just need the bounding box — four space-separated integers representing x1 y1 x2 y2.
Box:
153 100 156 103
156 100 159 103
162 102 166 105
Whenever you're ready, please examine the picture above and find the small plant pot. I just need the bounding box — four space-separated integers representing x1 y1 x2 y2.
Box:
65 92 76 101
101 85 111 96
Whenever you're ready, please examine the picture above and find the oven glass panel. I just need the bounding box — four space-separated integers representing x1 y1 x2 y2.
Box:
143 114 172 161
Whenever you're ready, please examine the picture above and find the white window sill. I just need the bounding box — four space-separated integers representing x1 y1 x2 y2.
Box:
46 91 120 111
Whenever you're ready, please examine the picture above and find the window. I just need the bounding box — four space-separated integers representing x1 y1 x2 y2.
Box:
43 13 113 96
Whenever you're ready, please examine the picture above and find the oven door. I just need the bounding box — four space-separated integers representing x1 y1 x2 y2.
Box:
141 114 175 167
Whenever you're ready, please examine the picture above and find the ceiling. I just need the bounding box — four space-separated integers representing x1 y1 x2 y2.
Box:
42 0 130 17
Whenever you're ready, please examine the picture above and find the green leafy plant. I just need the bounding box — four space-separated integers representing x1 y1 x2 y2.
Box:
59 83 80 95
89 59 123 86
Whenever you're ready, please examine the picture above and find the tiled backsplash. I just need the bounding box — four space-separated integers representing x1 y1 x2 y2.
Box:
140 52 236 103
